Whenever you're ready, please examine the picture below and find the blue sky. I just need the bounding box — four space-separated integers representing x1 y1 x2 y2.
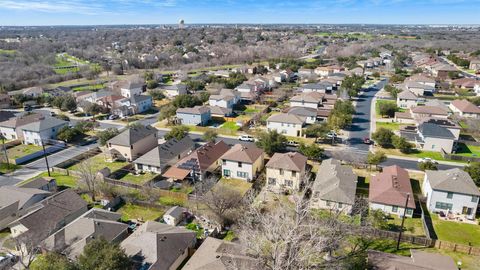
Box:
0 0 479 25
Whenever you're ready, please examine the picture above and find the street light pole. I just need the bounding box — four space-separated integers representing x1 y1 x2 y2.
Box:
41 139 51 177
396 193 410 250
1 136 9 170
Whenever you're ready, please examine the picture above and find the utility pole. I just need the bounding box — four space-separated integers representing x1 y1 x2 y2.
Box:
41 139 51 177
396 193 410 250
1 136 9 170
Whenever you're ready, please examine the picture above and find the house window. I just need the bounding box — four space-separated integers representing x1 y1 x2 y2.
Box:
130 145 133 149
279 169 284 175
268 178 276 185
447 192 453 199
431 144 435 149
237 171 248 178
406 209 413 215
285 180 293 187
326 201 331 206
222 160 226 165
223 169 230 177
338 203 343 209
435 202 453 210
392 206 398 213
292 171 296 177
238 162 242 168
472 196 479 203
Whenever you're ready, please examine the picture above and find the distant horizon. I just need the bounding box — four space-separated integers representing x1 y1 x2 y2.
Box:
0 0 479 26
2 23 480 27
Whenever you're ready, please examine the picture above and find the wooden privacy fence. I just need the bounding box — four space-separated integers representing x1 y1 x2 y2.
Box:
441 148 480 162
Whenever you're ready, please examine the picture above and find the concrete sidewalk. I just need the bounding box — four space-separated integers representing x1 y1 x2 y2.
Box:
385 154 465 167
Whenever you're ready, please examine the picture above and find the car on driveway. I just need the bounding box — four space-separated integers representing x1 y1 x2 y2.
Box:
286 140 299 147
238 135 255 142
417 157 438 164
326 131 337 138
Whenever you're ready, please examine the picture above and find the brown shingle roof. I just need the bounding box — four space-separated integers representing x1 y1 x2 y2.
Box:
451 99 480 114
266 152 307 172
0 113 44 128
411 106 448 116
267 113 306 124
369 165 415 209
221 144 264 163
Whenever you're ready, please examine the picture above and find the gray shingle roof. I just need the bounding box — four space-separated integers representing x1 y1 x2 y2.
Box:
267 113 306 124
129 94 152 104
108 125 157 147
176 106 210 115
312 159 357 205
426 168 480 196
418 122 455 139
287 107 318 117
397 90 418 100
19 117 67 132
0 186 50 210
134 136 194 167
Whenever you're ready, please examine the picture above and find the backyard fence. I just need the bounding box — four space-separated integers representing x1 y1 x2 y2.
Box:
55 147 101 169
14 142 66 165
3 140 21 149
440 148 480 162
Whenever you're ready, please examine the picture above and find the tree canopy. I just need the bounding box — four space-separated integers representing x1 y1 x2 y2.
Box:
165 125 189 140
77 238 132 270
97 128 120 146
255 130 287 156
372 128 394 148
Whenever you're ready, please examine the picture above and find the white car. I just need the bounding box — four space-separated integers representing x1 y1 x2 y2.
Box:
238 135 255 142
286 140 299 147
326 132 337 138
417 157 438 164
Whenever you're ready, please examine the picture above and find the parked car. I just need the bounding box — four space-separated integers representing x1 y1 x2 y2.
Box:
326 131 337 138
286 140 299 147
0 253 18 269
363 137 372 144
238 135 255 142
108 114 119 120
50 111 57 117
417 157 438 164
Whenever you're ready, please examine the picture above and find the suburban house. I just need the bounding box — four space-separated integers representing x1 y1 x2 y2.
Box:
121 221 196 270
266 152 307 192
182 237 258 270
210 106 233 117
431 63 458 79
176 106 211 126
113 95 153 117
422 168 480 217
397 90 423 109
8 86 44 98
107 125 158 162
419 118 461 140
400 122 456 153
290 92 324 109
267 113 306 137
133 136 195 174
43 208 129 259
410 105 449 119
163 141 230 181
0 186 50 230
0 110 15 123
19 177 57 192
287 107 318 124
449 99 480 118
160 84 187 98
403 81 436 96
163 206 187 226
120 81 144 98
369 165 416 217
20 117 68 146
452 78 478 89
470 59 480 71
220 144 265 182
10 189 88 242
209 92 238 109
310 159 357 214
407 74 436 88
368 250 457 270
300 82 334 94
0 113 44 140
475 83 480 95
235 83 258 102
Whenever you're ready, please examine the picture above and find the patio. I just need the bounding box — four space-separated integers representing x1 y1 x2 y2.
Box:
437 211 477 225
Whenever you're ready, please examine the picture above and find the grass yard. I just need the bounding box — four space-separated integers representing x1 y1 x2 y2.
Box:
0 163 20 174
120 172 157 185
220 121 241 131
117 203 165 222
0 49 16 54
216 178 252 196
386 215 425 237
376 146 465 163
68 154 128 173
432 214 480 247
376 121 405 131
455 143 480 158
244 105 266 114
7 144 43 160
22 171 78 188
71 83 105 92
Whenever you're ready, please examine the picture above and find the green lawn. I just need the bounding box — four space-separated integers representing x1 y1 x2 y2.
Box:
413 150 446 161
119 172 157 185
117 203 165 222
7 144 43 160
376 122 405 131
68 154 128 173
216 178 252 196
22 171 78 188
220 121 241 131
71 83 105 92
0 49 16 54
387 215 425 237
455 143 480 158
0 163 20 174
432 214 480 246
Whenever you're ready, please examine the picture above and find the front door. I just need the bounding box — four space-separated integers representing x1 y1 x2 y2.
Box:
462 207 473 215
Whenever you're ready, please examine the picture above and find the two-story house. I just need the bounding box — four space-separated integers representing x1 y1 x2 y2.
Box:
220 144 264 182
176 106 211 126
397 90 423 109
266 152 307 192
310 159 357 214
113 95 153 117
289 92 324 109
449 99 480 118
20 117 68 146
267 113 306 137
369 165 416 217
423 168 480 217
107 125 158 162
0 113 44 140
120 81 143 98
160 84 187 98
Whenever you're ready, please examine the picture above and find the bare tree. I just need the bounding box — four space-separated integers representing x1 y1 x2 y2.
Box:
201 181 245 226
77 158 101 202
